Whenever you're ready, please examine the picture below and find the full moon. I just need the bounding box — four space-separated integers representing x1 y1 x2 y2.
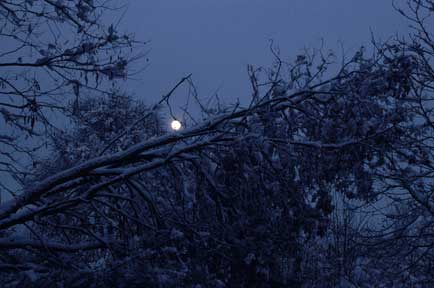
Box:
171 120 182 131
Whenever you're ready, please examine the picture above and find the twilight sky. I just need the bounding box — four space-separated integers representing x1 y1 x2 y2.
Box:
120 0 409 112
0 0 413 201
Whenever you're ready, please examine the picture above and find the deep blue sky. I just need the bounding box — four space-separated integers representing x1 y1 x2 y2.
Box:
121 0 409 111
0 0 413 201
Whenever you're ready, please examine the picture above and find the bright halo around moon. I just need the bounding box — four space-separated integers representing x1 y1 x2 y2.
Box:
171 120 182 131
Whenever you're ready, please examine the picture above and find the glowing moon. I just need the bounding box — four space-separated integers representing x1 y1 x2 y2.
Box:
171 120 182 131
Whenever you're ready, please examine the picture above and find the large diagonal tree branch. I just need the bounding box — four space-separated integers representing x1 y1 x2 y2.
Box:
0 73 384 229
0 237 107 252
0 89 311 221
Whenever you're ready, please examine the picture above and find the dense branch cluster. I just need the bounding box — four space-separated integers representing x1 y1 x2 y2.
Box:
0 0 140 188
